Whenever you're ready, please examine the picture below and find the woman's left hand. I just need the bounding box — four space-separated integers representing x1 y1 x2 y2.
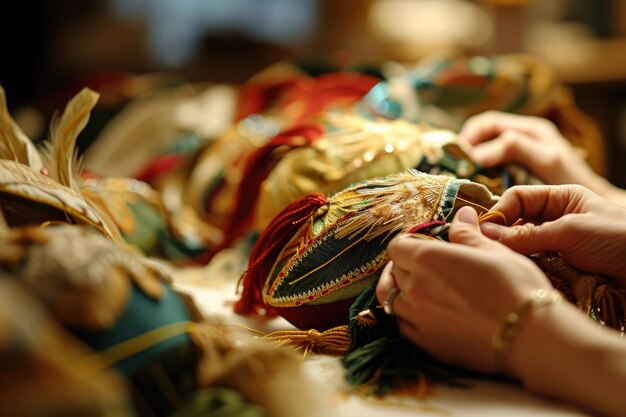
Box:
376 206 552 373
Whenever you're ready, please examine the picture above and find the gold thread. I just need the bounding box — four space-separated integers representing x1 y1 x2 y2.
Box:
288 234 368 285
478 210 507 225
82 321 194 371
452 195 491 215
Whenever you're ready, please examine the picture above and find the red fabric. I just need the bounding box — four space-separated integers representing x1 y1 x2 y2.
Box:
223 123 325 251
235 79 302 121
235 72 380 124
278 72 380 122
274 297 357 331
407 220 447 234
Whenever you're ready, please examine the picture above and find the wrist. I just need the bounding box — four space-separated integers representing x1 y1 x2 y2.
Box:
506 301 583 390
491 289 562 376
506 301 626 416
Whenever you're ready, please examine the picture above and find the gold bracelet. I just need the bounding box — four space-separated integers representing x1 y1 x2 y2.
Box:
492 289 563 375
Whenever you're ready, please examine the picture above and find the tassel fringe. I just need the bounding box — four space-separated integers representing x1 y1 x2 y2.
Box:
234 193 329 315
250 325 351 357
225 123 324 246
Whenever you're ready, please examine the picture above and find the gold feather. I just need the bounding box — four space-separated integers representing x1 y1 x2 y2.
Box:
333 170 450 241
0 208 7 233
41 88 100 192
0 85 43 171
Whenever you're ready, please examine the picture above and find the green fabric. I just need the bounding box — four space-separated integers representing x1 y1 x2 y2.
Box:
123 201 166 256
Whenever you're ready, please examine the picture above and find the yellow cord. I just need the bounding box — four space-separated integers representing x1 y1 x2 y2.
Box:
82 321 195 371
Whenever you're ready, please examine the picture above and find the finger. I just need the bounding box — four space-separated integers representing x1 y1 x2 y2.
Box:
479 219 571 255
386 233 448 272
376 261 397 305
470 130 549 172
386 289 414 319
448 206 500 250
459 111 545 145
489 185 588 225
397 319 424 346
376 265 414 319
387 228 499 292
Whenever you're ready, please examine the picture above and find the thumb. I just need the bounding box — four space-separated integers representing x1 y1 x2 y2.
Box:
448 206 494 249
479 220 563 255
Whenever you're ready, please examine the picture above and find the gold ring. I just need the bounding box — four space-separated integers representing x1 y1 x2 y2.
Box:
383 286 400 316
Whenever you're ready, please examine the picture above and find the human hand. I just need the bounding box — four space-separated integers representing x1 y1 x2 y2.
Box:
481 185 626 285
376 206 553 374
458 111 606 192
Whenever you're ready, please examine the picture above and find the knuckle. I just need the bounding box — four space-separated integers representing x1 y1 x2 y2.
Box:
483 110 503 119
449 223 476 242
508 222 537 240
409 243 438 266
556 213 580 230
537 118 559 135
499 130 520 148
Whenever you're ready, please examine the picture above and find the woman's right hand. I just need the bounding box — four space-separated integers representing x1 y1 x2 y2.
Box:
481 184 626 286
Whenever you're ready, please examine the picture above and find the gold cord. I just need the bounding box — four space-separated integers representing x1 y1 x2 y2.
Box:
239 325 351 358
81 321 195 371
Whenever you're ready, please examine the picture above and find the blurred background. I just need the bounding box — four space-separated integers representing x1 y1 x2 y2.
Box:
4 0 626 186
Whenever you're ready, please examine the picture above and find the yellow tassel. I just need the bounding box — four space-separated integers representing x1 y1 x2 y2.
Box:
244 325 352 357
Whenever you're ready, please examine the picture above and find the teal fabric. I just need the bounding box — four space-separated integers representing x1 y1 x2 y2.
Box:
71 283 191 375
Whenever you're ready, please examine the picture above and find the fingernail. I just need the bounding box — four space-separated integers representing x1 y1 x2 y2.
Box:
455 206 478 225
480 222 504 240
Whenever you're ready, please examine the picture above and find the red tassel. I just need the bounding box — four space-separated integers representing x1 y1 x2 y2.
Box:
223 123 325 248
234 193 329 316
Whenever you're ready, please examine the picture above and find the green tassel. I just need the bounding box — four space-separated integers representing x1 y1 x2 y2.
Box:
343 286 475 396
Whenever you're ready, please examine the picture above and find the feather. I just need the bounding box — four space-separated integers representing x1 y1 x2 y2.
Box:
0 208 7 233
333 169 451 241
41 88 100 192
0 85 43 171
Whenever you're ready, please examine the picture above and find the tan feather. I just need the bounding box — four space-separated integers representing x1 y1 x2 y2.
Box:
0 208 7 233
0 85 43 171
41 88 100 191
